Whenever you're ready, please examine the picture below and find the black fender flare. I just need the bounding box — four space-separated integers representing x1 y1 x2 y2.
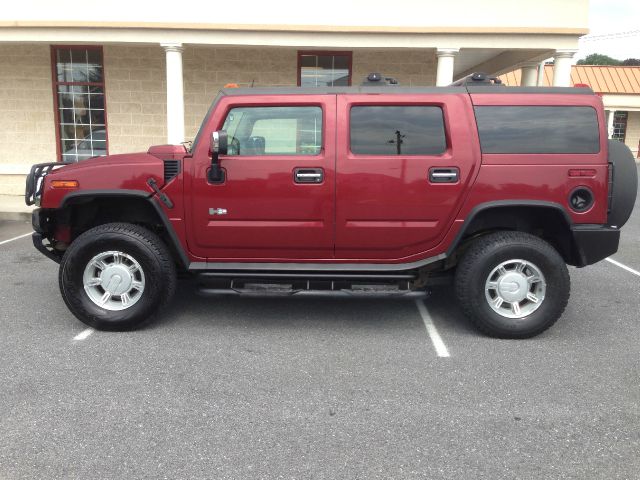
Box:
445 200 621 267
446 200 578 261
446 200 573 254
59 189 189 269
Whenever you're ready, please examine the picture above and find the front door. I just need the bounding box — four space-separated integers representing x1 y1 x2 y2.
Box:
187 94 336 261
335 93 480 261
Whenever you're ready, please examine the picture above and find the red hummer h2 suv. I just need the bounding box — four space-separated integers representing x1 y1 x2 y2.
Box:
25 74 638 338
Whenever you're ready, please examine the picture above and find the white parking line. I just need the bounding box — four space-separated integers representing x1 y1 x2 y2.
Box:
415 299 450 358
73 328 95 341
0 232 31 246
606 257 640 277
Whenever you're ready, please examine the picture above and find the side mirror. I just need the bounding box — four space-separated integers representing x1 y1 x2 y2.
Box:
210 130 228 155
208 130 228 183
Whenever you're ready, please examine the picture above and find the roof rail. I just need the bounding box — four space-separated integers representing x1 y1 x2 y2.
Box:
450 72 503 87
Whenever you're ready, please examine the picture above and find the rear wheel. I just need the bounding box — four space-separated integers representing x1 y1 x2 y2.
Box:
455 231 570 338
59 223 176 330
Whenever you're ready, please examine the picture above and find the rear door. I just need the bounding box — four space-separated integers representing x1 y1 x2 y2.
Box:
187 94 336 260
335 93 480 261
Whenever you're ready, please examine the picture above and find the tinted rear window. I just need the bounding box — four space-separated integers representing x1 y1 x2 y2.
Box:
350 106 446 155
475 106 600 154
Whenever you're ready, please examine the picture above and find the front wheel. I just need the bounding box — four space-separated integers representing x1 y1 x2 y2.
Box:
59 223 177 330
455 232 570 338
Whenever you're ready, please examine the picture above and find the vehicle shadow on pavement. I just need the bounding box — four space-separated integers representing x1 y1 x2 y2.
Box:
150 279 477 336
422 286 478 337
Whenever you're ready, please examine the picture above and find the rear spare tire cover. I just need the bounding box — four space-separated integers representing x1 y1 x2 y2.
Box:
608 139 638 227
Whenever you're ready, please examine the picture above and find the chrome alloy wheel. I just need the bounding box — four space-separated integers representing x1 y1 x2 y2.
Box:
484 259 546 319
82 251 145 311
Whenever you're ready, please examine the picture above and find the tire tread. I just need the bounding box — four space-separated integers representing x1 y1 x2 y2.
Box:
455 231 570 338
59 222 176 330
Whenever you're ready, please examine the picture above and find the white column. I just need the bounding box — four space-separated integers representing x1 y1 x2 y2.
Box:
607 110 616 139
536 61 546 86
161 43 185 144
435 48 460 87
520 63 539 86
552 50 577 87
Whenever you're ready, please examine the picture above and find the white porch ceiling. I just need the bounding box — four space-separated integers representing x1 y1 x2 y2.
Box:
453 48 554 80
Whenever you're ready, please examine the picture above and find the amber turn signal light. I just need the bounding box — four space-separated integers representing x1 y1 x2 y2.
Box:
50 180 79 189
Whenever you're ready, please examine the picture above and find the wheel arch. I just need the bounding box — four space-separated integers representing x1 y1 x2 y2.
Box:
58 190 189 270
447 200 580 265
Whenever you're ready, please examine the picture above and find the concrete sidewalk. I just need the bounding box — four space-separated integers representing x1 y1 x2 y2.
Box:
0 195 33 221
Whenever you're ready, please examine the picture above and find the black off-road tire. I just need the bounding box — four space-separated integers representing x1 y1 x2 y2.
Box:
454 231 570 339
59 223 177 331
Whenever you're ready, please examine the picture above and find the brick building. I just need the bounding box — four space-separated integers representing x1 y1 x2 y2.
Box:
0 0 589 196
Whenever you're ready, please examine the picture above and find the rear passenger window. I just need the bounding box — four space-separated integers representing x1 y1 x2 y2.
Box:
222 106 322 156
475 106 600 154
350 106 446 155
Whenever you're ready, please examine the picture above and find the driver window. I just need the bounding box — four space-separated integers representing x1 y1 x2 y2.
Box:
221 106 322 156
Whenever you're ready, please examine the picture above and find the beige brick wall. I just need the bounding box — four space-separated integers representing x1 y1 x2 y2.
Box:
105 45 302 148
181 47 437 140
624 111 640 159
0 44 438 196
125 46 439 144
103 45 167 154
0 44 438 158
353 49 437 87
0 44 56 194
0 175 28 197
183 46 298 139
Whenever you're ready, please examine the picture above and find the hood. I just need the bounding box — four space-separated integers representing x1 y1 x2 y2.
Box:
41 151 172 209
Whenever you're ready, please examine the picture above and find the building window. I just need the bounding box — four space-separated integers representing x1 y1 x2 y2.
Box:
298 51 352 87
51 46 108 162
612 111 628 142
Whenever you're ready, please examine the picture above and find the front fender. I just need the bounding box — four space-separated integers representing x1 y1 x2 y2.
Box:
40 153 163 209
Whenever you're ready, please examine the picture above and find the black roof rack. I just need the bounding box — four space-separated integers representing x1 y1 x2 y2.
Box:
450 72 504 87
361 72 400 86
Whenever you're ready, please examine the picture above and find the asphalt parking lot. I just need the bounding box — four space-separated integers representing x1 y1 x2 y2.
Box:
1 180 639 479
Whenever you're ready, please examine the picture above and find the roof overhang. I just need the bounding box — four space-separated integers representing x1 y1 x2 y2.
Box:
601 94 640 111
0 21 584 52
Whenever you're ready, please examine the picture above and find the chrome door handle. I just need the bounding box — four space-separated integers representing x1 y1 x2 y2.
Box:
431 172 457 179
294 168 324 184
429 168 459 183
